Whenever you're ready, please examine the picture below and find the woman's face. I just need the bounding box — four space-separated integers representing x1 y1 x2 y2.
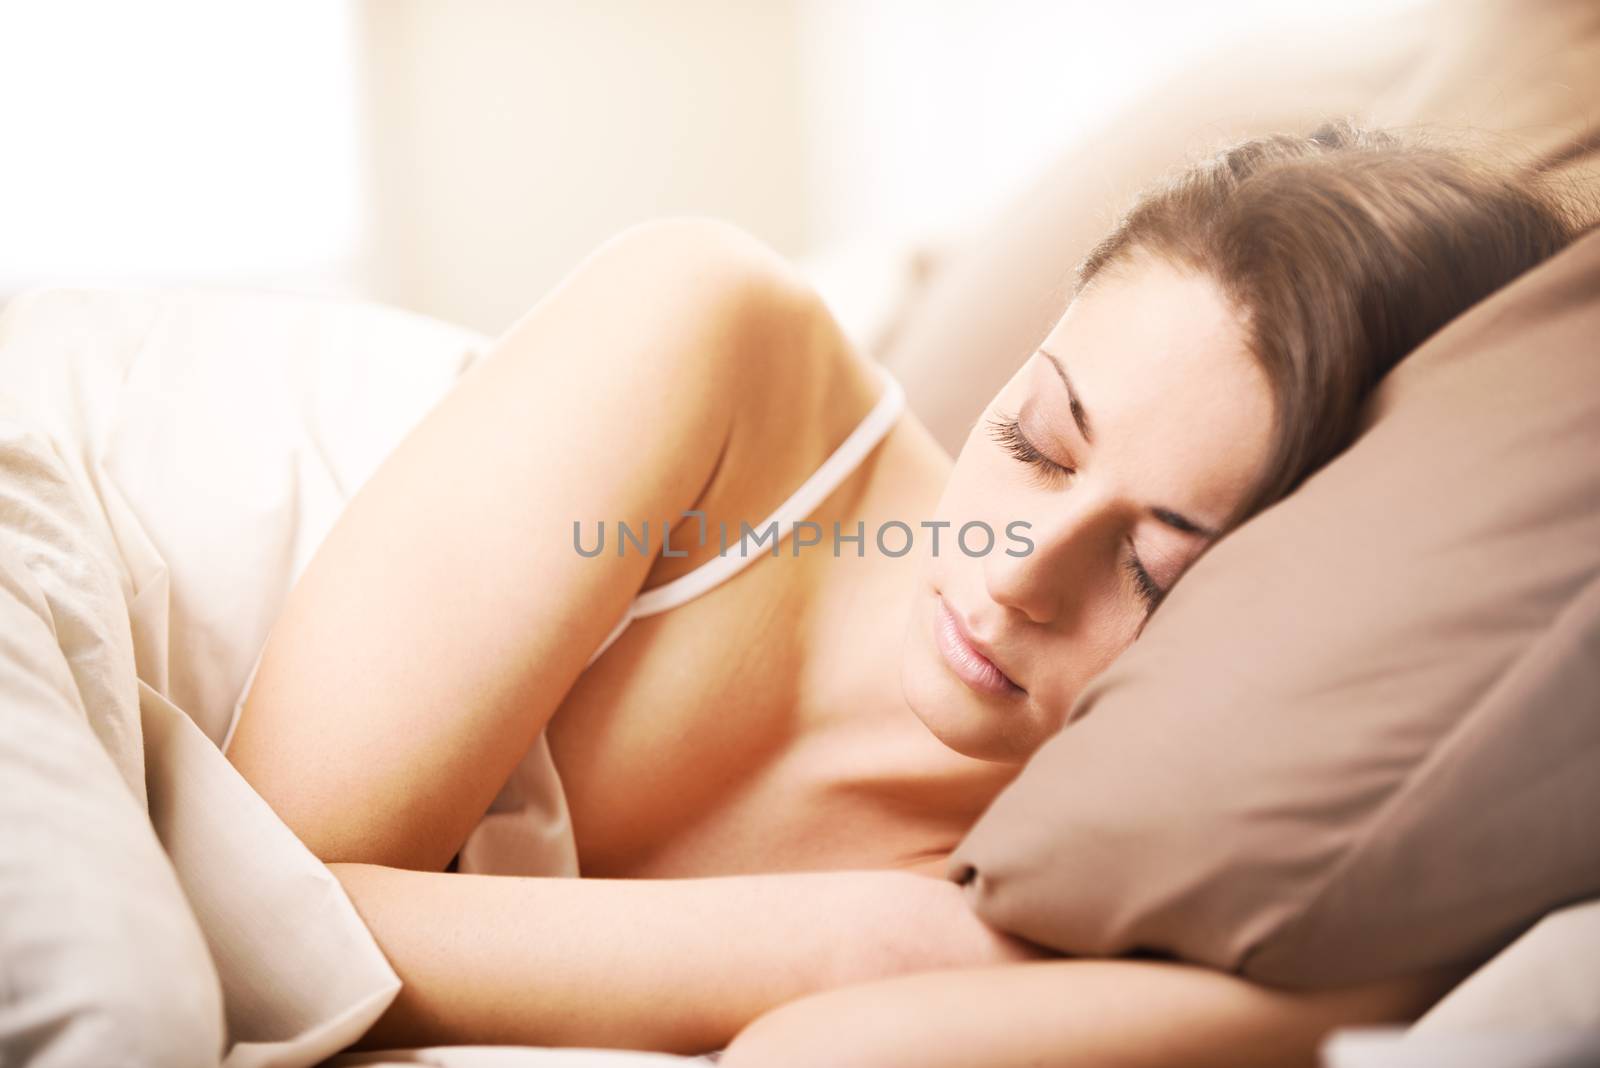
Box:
901 253 1276 762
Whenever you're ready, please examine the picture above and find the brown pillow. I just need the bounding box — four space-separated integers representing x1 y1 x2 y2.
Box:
945 228 1600 988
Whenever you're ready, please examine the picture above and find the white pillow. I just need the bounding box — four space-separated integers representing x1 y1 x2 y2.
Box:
1321 900 1600 1067
1409 898 1600 1033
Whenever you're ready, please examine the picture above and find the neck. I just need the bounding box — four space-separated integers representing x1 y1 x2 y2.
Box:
798 413 1018 840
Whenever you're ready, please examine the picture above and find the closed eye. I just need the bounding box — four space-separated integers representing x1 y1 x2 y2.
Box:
1123 550 1165 612
989 410 1166 613
986 411 1075 487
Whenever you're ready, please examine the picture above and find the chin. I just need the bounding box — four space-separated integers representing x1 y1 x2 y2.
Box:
898 593 1037 764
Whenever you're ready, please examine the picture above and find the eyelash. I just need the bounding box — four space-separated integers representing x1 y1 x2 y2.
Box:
985 411 1074 485
1123 554 1164 612
986 411 1165 613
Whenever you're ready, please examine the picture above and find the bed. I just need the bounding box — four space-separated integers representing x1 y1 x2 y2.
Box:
4 1 1600 1063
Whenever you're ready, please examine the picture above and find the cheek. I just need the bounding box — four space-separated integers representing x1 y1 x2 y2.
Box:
1026 594 1146 724
1079 597 1145 666
923 441 1024 579
937 419 1024 523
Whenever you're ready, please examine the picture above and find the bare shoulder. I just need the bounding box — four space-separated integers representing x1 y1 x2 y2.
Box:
613 220 887 586
580 217 823 340
587 216 798 284
593 218 880 452
570 216 870 412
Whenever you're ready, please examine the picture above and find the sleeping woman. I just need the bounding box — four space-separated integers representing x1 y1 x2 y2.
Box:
225 121 1582 1065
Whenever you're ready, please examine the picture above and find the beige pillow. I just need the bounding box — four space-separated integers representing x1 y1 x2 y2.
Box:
946 228 1600 987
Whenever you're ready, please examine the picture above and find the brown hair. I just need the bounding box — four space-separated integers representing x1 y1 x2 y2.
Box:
1076 119 1590 531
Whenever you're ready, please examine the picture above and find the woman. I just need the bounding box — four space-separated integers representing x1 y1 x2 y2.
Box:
226 122 1583 1061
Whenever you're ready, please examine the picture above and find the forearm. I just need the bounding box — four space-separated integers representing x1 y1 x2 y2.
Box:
721 957 1465 1068
330 862 1047 1055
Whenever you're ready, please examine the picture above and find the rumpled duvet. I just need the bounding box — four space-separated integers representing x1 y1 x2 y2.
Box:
0 287 714 1067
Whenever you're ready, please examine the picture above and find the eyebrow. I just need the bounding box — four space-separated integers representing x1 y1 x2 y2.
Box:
1152 507 1218 540
1039 349 1094 446
1037 348 1221 542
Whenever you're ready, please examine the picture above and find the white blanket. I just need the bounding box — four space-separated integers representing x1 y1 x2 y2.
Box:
0 287 713 1067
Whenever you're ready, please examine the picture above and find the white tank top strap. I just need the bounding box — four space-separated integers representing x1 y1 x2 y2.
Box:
584 360 906 668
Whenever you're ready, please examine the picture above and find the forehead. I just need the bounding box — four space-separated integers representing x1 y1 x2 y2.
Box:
1035 255 1274 521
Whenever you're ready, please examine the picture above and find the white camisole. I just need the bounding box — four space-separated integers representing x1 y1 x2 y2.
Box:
582 360 907 669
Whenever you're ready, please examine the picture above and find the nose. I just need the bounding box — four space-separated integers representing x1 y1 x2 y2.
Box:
984 491 1119 626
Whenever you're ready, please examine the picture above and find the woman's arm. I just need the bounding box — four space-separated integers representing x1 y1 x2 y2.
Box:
719 956 1466 1068
226 217 828 871
330 863 1051 1054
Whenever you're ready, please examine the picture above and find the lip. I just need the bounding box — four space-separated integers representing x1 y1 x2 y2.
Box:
934 594 1025 698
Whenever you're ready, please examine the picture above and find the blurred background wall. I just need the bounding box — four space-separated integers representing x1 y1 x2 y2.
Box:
0 0 1419 338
